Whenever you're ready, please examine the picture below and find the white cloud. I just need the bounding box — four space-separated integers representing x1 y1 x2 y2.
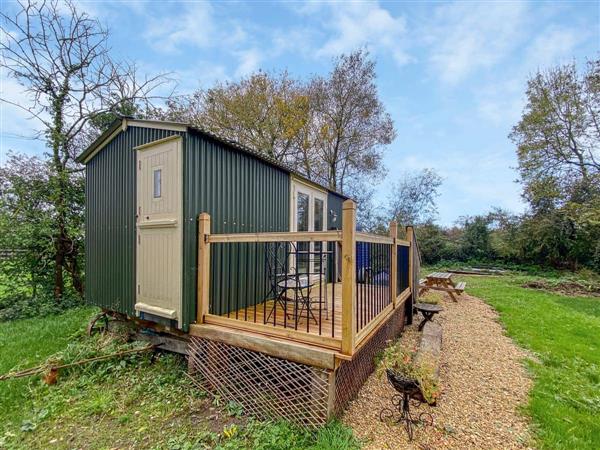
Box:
309 2 410 66
143 2 215 53
234 48 263 78
0 75 48 163
177 62 229 91
476 77 525 127
0 75 44 136
424 2 528 84
525 26 584 68
474 23 585 127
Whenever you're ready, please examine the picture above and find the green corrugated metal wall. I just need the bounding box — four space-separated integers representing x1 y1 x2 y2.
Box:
181 131 290 329
85 126 183 316
86 125 346 332
327 192 344 231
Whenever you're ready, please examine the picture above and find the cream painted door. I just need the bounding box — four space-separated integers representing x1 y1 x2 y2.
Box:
135 136 182 325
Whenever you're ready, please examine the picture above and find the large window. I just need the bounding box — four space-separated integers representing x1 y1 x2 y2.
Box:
313 198 324 273
291 180 327 277
296 193 309 231
296 192 310 273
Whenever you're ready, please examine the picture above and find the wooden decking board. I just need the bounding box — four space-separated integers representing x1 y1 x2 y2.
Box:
220 282 392 340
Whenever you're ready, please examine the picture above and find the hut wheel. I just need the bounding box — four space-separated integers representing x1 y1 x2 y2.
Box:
86 312 111 336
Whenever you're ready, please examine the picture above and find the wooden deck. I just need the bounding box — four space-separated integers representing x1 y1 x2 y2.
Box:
221 282 345 338
215 282 397 339
191 283 412 369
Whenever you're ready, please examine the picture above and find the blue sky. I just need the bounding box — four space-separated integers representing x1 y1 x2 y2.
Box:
1 1 598 225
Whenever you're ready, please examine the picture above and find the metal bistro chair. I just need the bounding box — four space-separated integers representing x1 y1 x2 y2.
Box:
264 241 298 325
305 251 329 321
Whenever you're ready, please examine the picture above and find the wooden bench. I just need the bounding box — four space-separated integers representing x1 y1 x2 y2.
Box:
454 281 466 293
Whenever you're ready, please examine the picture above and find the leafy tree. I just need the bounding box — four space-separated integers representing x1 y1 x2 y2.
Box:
307 50 395 192
387 169 443 226
154 71 309 162
0 0 169 301
457 215 494 262
510 60 600 270
154 50 395 196
415 221 447 264
484 207 522 262
0 154 56 297
510 60 600 209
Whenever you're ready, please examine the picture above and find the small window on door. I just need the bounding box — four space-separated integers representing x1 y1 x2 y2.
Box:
153 169 162 198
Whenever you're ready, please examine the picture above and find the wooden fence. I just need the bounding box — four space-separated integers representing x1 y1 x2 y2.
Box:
195 200 417 357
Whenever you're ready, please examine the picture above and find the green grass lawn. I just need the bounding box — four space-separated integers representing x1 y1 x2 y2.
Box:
2 271 598 449
465 273 600 450
0 307 359 449
0 306 97 426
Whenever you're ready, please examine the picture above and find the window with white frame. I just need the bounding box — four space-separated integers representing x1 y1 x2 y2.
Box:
291 180 327 276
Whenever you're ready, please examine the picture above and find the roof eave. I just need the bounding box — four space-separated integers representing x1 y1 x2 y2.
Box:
76 118 125 164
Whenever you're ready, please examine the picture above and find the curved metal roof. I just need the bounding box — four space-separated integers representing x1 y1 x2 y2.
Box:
77 117 348 199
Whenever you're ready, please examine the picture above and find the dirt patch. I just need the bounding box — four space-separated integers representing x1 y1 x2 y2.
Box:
343 292 533 449
523 279 600 297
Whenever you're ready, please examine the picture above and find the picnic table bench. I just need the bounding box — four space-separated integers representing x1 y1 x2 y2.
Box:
419 272 466 302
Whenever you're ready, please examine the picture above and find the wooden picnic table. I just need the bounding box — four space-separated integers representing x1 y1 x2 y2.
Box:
419 272 466 302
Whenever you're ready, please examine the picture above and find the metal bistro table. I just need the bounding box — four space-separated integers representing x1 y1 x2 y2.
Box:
265 276 317 328
414 302 443 331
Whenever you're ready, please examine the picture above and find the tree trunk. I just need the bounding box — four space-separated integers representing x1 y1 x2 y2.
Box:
54 225 65 301
65 245 84 296
51 90 68 302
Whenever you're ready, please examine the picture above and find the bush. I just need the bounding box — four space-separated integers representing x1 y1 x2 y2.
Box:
0 291 83 322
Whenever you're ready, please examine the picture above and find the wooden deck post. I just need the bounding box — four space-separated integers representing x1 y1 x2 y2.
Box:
197 213 211 324
389 221 398 308
341 200 356 356
406 225 414 325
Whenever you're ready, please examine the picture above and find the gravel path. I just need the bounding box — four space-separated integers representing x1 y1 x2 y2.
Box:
343 291 533 449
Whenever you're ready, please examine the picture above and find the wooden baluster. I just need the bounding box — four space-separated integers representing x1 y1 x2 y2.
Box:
406 225 414 325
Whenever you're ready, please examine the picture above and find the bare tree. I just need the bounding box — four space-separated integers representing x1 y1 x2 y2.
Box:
1 0 171 300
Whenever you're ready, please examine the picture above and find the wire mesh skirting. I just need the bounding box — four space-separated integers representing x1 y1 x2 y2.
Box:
333 305 406 415
188 337 331 428
188 301 407 427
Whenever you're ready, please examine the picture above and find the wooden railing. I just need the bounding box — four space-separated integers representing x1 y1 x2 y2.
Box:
195 199 417 357
351 217 413 351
